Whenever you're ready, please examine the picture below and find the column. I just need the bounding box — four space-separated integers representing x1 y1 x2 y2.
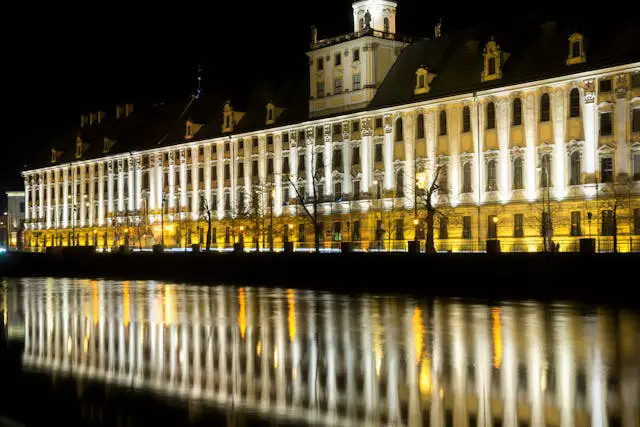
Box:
341 123 352 195
191 147 199 217
97 163 105 226
448 106 461 205
403 113 415 209
117 159 125 213
274 134 283 216
615 74 630 179
524 92 538 201
148 154 156 211
24 178 30 225
156 153 163 213
305 129 314 197
216 146 224 220
54 170 60 230
135 157 142 211
582 79 597 183
31 176 37 222
88 164 95 227
107 161 114 217
384 115 394 191
204 145 212 213
362 117 373 194
79 165 86 227
38 173 44 221
46 171 52 229
128 158 135 212
471 101 484 205
324 125 332 198
168 151 176 210
62 168 69 228
497 98 511 203
552 87 567 200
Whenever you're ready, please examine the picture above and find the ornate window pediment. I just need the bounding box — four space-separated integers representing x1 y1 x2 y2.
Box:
415 67 437 95
566 33 586 66
481 38 509 82
222 101 245 133
75 135 89 159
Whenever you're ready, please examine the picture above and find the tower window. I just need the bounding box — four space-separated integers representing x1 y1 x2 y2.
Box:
384 17 390 33
569 88 580 118
572 41 581 58
512 98 522 126
540 93 550 122
462 106 471 133
486 102 496 129
488 57 496 75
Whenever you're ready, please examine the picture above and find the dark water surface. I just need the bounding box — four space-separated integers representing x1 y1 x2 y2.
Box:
0 278 638 427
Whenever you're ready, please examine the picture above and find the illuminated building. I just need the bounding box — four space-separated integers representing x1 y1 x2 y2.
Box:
21 1 640 252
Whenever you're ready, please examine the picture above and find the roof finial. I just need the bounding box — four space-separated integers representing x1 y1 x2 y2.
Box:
435 17 442 39
195 64 203 99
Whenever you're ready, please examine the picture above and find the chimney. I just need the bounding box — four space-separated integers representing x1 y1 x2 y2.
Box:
80 115 89 127
311 25 318 44
89 112 97 125
116 105 125 119
97 111 106 123
125 104 134 117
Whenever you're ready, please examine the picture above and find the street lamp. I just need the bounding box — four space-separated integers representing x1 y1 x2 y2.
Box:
161 193 168 249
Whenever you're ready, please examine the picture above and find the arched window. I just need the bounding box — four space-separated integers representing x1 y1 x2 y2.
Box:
540 93 550 122
462 162 472 193
488 57 496 75
396 169 404 196
512 98 522 126
569 88 580 118
486 102 496 129
570 151 581 185
486 159 497 191
383 17 390 33
513 157 523 189
395 117 403 141
416 114 425 139
439 110 447 136
540 154 551 188
462 106 471 132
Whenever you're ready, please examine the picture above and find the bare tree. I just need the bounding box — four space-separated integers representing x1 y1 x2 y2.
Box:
199 194 212 251
416 166 442 253
288 150 323 253
598 179 633 253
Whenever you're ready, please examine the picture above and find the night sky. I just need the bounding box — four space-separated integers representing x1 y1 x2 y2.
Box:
0 1 620 210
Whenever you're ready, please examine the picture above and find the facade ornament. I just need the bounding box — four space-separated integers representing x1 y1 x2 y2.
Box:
384 114 393 133
169 151 175 165
342 121 351 140
107 161 113 174
583 79 596 104
117 159 124 173
180 149 186 163
305 127 314 142
324 124 332 144
615 73 628 98
361 118 373 136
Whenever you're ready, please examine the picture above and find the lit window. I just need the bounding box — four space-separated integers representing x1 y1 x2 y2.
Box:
512 98 522 126
513 214 524 238
462 162 472 193
353 74 361 90
486 159 497 191
570 211 582 236
600 157 613 183
540 93 550 122
462 107 471 133
486 102 496 129
540 154 551 188
569 88 580 118
513 157 523 190
570 151 581 185
334 78 343 94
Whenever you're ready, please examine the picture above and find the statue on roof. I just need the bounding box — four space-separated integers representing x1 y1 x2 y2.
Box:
435 18 442 39
364 10 371 29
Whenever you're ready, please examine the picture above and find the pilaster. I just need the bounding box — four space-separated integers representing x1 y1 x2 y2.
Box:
497 98 511 203
552 87 567 200
191 147 199 217
98 163 105 226
615 74 630 179
362 117 373 194
582 79 597 184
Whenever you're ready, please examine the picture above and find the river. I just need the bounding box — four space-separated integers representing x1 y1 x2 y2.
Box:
0 278 638 427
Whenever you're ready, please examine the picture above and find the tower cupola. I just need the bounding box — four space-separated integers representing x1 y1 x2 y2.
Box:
352 0 397 34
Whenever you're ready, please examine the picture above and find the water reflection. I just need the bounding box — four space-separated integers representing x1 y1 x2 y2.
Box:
2 278 639 427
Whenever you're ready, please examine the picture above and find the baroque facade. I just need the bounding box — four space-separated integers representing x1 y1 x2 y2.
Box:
22 1 640 252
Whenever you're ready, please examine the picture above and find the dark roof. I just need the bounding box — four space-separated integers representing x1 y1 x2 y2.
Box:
370 18 640 108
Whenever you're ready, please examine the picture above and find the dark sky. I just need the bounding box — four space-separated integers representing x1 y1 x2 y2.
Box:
0 0 614 209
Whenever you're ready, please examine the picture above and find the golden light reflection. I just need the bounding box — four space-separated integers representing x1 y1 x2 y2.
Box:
238 288 246 339
492 307 502 369
164 286 176 325
122 281 130 328
256 340 262 356
287 289 296 342
372 300 382 377
419 359 431 395
412 306 423 364
91 281 99 325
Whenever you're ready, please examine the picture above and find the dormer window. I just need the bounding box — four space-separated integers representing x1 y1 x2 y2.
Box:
222 101 243 133
266 102 275 125
414 67 436 95
185 120 193 139
51 148 61 164
566 33 586 65
75 136 85 159
481 38 508 82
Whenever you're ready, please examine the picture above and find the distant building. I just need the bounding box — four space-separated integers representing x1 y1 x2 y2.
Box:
5 191 25 250
20 1 640 252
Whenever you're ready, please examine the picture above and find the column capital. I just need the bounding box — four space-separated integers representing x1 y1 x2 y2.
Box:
361 117 373 136
583 78 596 104
615 73 628 98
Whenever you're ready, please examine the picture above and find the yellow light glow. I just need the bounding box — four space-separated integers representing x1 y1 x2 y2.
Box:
492 216 499 223
416 172 428 190
123 281 130 328
412 306 423 364
528 245 537 252
274 347 278 369
164 286 176 325
84 336 89 353
413 218 419 226
239 226 244 232
92 281 99 325
287 289 296 342
93 229 98 234
123 228 129 233
164 224 175 232
288 223 294 230
256 340 262 356
492 307 502 369
238 288 246 339
419 359 431 395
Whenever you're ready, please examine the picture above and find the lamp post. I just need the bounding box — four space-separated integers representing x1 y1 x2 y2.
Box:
269 187 275 252
373 179 380 250
161 193 167 249
537 164 552 252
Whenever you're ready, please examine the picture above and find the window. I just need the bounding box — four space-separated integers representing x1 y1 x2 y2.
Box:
317 184 324 201
374 117 382 129
224 226 230 243
417 73 425 89
488 57 496 75
267 158 274 175
512 98 522 126
634 208 640 235
282 133 289 144
570 151 581 185
488 215 498 239
632 73 640 88
375 143 383 163
299 154 306 171
439 217 448 239
462 162 472 193
600 78 612 93
298 130 306 141
396 169 404 196
334 78 343 94
224 193 231 210
601 210 615 236
225 142 230 152
462 106 471 133
317 57 323 71
514 214 524 237
353 74 361 90
224 164 230 180
267 135 273 146
462 216 472 239
238 162 244 178
569 88 580 118
335 53 341 66
317 81 325 97
486 159 497 191
395 219 404 241
600 157 613 183
352 121 360 132
634 153 640 181
332 123 342 136
540 154 551 188
334 182 342 201
316 127 323 138
572 41 581 58
439 110 447 136
198 166 204 184
333 221 342 241
252 160 259 177
570 211 582 236
212 166 217 181
632 109 640 132
353 180 360 199
540 93 550 122
212 194 218 211
395 118 403 141
238 139 244 150
353 49 360 62
486 102 496 129
417 114 425 138
600 112 612 136
513 157 523 190
541 212 552 237
282 157 290 174
332 149 342 168
314 152 324 172
352 146 360 165
267 108 273 122
298 223 305 243
353 220 361 241
438 164 448 190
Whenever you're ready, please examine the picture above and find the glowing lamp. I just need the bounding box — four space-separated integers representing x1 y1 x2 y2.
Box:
492 216 498 223
239 226 245 232
413 218 419 226
288 224 294 230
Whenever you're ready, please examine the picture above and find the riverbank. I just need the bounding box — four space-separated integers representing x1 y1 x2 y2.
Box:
0 251 637 305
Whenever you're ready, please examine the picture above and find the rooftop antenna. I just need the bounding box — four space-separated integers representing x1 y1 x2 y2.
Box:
195 64 203 99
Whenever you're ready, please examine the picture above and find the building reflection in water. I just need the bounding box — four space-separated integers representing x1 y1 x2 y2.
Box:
2 278 639 427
